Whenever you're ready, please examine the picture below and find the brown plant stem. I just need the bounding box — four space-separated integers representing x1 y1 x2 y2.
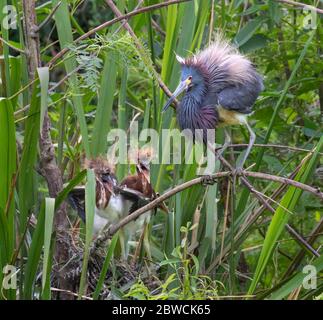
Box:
22 0 72 299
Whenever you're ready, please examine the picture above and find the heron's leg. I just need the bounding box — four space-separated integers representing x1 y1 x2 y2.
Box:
236 120 256 170
215 128 231 159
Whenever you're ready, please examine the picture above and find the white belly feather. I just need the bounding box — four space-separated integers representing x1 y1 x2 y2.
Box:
93 194 124 236
92 195 151 237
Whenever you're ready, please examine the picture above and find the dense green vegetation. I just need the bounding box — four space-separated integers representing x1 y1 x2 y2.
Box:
0 0 322 300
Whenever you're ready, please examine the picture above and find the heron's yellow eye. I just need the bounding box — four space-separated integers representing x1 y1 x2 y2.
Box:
186 76 192 85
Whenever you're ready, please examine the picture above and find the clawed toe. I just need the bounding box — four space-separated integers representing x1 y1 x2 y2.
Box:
202 175 215 186
232 167 244 178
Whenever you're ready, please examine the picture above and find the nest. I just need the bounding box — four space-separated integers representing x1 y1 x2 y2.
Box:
51 229 158 300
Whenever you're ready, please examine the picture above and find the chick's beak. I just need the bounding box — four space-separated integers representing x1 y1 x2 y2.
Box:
105 175 115 196
162 77 191 112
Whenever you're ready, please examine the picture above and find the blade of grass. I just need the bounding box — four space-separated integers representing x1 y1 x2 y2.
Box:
0 98 16 299
92 232 119 299
78 169 95 299
52 0 90 156
23 203 45 299
41 197 55 300
92 51 118 156
18 81 40 234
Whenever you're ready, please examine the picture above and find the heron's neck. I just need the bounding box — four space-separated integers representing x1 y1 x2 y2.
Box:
185 82 207 106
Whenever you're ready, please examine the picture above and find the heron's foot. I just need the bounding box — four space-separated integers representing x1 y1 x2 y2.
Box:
202 175 216 186
232 166 244 178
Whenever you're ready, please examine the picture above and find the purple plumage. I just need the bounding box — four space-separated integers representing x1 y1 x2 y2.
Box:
163 36 264 169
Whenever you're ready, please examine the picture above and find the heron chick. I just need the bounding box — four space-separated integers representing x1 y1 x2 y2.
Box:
162 37 264 172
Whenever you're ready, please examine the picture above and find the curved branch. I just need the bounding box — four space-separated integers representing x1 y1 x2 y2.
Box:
105 169 322 238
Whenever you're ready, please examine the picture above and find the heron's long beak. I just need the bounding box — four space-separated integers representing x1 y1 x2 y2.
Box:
162 78 190 112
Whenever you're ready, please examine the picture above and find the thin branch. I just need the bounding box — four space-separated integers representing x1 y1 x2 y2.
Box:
34 1 62 32
244 171 323 199
106 172 231 237
0 36 26 54
151 18 166 37
98 166 322 242
47 0 191 67
277 0 323 14
206 151 318 271
228 143 322 154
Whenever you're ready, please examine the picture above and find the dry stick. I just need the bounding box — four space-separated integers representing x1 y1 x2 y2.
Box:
277 0 323 14
228 143 322 155
105 0 176 104
151 19 166 37
22 0 73 299
244 172 323 199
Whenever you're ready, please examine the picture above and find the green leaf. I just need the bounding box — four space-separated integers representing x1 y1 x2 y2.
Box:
234 16 267 47
92 232 119 299
91 52 118 156
37 67 49 133
78 169 96 299
269 255 323 300
41 198 55 299
23 204 45 299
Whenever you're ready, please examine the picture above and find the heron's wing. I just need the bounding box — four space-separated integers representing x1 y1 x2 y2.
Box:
217 79 263 114
115 186 151 214
68 187 86 222
116 186 148 201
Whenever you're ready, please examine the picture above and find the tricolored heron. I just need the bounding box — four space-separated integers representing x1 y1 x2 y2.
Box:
162 37 264 172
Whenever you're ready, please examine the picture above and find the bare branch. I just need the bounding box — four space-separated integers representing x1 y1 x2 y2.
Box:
22 0 73 299
34 1 62 32
244 171 323 199
277 0 323 14
97 166 322 244
228 143 322 155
